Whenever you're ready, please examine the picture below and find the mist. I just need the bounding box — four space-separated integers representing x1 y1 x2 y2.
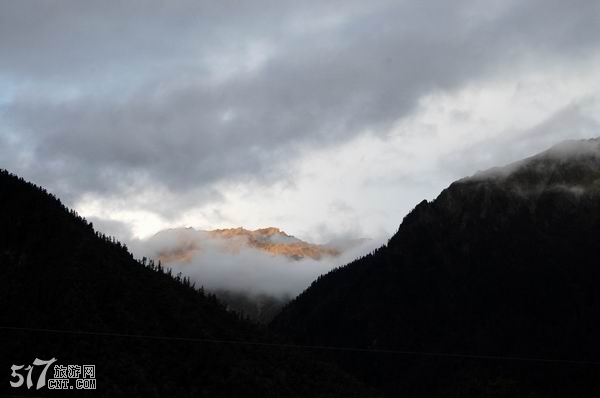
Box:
129 231 384 300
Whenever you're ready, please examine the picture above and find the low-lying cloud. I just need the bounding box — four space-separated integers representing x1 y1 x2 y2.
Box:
130 231 383 299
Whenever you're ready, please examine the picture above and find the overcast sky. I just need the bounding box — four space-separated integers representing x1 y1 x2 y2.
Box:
1 0 600 243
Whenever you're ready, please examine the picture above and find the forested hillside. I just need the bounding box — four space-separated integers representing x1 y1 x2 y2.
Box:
273 139 600 397
0 169 369 397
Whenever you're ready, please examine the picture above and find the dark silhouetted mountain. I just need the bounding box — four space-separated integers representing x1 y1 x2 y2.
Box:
213 289 290 325
272 138 600 397
0 169 371 397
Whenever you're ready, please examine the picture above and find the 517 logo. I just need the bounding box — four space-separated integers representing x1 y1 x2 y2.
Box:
10 359 96 391
10 358 57 390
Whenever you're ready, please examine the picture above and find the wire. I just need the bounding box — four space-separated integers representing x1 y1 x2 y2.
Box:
2 325 599 366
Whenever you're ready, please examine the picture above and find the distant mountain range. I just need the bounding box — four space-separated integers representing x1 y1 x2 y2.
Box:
151 226 346 263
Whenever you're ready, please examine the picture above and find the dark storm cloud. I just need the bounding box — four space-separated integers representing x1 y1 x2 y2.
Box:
1 0 599 211
0 0 369 82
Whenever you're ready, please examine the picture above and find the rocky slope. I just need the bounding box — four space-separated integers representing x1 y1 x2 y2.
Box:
152 226 341 263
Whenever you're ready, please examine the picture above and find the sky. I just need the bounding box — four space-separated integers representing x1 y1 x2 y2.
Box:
1 0 600 245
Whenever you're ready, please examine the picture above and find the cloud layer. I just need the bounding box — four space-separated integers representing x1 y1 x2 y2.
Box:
1 0 600 241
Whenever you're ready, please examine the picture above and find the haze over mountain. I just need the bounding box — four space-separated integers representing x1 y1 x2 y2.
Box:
273 138 600 397
132 226 375 322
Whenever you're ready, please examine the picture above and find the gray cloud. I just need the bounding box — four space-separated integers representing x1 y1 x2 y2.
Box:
86 216 134 240
440 97 600 178
1 0 599 216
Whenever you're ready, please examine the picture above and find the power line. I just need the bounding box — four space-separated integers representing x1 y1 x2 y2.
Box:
2 325 599 366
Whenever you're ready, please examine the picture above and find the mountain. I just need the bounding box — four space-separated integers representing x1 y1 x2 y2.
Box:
272 138 600 397
136 226 367 323
0 169 371 397
150 226 342 263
